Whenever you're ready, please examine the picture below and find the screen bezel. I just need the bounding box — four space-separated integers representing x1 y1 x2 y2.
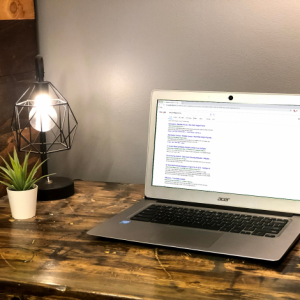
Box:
145 90 300 214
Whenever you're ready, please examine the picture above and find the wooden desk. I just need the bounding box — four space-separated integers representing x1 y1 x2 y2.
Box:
0 181 300 300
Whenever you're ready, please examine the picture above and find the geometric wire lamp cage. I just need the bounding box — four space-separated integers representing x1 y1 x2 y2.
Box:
11 55 78 201
11 81 78 155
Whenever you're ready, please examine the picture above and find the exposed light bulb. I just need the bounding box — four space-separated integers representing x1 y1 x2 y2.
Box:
29 94 58 132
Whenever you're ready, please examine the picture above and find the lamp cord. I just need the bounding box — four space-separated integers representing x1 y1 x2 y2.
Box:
35 55 44 82
35 55 48 176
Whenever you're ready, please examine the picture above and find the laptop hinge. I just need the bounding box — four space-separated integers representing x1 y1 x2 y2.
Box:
144 196 293 217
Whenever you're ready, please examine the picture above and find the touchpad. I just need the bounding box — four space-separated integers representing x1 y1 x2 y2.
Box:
149 226 223 249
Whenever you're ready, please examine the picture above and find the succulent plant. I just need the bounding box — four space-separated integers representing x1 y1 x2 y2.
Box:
0 148 53 191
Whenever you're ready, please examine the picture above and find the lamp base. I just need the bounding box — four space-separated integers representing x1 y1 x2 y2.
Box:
37 176 74 201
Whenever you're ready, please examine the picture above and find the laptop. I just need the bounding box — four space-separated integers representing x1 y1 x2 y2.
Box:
88 90 300 261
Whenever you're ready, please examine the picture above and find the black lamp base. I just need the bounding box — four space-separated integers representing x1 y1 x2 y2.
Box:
37 176 74 201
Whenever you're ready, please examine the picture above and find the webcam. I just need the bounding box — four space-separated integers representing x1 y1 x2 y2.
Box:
228 95 233 101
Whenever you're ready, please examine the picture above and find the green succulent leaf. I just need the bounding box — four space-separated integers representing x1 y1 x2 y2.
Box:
0 156 14 173
0 171 11 182
0 148 55 191
0 167 13 180
22 152 30 186
0 180 12 188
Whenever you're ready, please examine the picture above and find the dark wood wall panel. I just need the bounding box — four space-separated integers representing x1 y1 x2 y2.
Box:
0 20 37 76
0 16 39 197
0 70 35 129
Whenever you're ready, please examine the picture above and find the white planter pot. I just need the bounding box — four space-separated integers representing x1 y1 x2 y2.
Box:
7 185 38 219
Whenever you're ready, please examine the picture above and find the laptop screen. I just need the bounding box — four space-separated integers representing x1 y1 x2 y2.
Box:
152 99 300 201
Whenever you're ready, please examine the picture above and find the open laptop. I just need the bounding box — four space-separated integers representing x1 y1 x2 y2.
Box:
88 90 300 261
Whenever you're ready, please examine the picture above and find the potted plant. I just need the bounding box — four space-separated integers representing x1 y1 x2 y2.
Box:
0 149 52 219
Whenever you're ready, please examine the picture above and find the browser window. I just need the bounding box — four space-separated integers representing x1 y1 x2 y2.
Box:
152 99 300 201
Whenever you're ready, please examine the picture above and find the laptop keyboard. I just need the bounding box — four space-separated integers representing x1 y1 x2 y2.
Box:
131 204 289 238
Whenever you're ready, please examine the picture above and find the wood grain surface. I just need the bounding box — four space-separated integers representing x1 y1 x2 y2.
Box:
0 181 300 300
0 17 38 198
0 0 34 20
0 20 37 77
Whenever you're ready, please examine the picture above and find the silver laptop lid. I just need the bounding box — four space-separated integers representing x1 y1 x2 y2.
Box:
145 90 300 214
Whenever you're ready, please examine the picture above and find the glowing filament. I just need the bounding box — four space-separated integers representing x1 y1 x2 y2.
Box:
29 94 57 132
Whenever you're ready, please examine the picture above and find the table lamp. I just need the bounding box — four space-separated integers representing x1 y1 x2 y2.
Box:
11 55 78 200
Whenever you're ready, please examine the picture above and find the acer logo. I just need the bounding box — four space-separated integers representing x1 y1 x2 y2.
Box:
218 197 229 202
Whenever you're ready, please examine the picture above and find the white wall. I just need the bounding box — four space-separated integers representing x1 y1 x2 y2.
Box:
36 0 300 184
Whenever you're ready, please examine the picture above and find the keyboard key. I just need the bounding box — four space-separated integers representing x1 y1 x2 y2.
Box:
265 234 276 238
131 216 152 222
252 232 265 236
275 219 289 224
262 229 280 234
253 225 263 229
231 228 243 233
220 227 231 232
244 227 255 231
139 212 155 216
151 219 170 224
262 226 281 230
274 222 285 227
145 206 156 210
